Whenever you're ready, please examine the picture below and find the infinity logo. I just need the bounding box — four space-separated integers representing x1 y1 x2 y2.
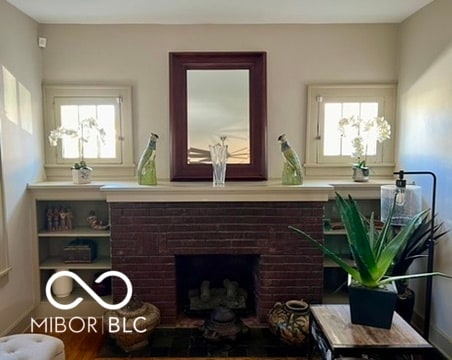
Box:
46 270 133 310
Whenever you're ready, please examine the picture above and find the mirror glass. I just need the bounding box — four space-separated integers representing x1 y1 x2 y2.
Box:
170 52 267 181
187 69 250 164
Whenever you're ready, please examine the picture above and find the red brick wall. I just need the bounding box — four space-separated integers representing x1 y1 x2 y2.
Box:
110 201 324 324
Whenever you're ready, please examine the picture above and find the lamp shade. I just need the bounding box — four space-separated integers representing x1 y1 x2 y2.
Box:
381 184 422 226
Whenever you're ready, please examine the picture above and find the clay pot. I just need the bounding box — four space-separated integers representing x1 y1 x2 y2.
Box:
104 296 160 352
267 299 310 346
201 306 249 342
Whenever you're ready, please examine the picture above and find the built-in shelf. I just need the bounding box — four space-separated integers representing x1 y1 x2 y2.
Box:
323 257 354 268
38 228 110 237
323 229 346 235
41 287 113 304
40 256 111 270
28 187 112 318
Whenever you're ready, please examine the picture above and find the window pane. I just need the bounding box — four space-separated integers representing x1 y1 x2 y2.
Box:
79 105 97 159
59 104 117 161
342 103 360 118
361 102 378 119
60 105 80 159
324 103 342 155
323 101 380 158
97 105 116 158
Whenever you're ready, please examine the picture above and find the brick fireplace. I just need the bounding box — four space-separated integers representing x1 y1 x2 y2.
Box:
109 200 325 325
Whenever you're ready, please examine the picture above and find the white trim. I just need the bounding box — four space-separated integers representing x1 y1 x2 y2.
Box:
43 85 135 180
306 83 396 178
0 138 11 276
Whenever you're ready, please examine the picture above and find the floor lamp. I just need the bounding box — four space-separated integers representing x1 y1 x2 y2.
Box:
391 170 437 340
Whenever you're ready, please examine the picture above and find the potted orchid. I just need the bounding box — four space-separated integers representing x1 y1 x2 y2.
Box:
48 117 106 184
338 115 391 181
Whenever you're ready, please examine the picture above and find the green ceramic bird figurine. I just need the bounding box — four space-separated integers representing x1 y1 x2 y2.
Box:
278 134 303 185
137 133 159 185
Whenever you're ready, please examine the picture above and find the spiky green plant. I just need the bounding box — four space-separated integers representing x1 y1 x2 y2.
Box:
289 192 451 288
390 215 448 277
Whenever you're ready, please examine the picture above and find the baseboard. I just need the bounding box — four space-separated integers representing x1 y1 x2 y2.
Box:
412 310 451 359
428 325 452 359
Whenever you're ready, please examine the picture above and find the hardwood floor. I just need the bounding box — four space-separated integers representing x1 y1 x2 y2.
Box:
27 319 308 360
26 319 442 360
27 319 105 360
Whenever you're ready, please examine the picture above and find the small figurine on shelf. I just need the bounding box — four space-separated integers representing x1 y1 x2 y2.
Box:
65 208 73 230
47 208 53 231
137 133 159 186
278 134 303 185
46 206 74 231
87 210 110 230
60 208 68 230
52 207 61 231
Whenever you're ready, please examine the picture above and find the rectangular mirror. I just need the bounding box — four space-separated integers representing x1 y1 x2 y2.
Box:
187 69 250 164
170 52 267 181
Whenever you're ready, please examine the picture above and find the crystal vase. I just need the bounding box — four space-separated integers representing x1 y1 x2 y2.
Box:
209 143 228 187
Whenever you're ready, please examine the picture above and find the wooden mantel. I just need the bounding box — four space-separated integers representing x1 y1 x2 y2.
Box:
28 179 393 202
100 180 333 202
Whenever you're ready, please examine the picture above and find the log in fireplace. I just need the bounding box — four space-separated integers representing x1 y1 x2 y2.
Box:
110 201 324 325
176 254 258 316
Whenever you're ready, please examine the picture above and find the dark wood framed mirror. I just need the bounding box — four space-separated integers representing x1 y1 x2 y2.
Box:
169 52 267 181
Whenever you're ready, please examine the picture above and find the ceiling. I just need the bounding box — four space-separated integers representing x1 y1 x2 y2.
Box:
6 0 433 25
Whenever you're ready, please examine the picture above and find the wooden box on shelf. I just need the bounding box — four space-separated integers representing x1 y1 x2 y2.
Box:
63 238 97 263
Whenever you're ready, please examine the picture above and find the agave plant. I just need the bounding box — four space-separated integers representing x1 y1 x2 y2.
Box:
389 214 449 294
289 192 451 288
390 215 448 278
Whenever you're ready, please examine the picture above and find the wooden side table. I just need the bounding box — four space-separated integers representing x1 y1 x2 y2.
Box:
309 304 433 360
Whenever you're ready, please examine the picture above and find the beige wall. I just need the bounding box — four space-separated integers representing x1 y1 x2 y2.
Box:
0 0 44 335
398 0 452 356
40 23 398 179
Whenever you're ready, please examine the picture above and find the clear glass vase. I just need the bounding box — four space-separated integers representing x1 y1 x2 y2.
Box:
209 143 228 187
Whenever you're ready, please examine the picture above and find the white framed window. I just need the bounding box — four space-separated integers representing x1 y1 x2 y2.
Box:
305 84 396 178
44 85 135 180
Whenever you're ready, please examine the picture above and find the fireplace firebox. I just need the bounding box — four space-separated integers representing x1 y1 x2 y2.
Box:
176 254 259 316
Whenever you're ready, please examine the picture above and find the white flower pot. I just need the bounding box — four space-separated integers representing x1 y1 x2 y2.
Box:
72 167 92 184
51 269 73 298
352 166 369 182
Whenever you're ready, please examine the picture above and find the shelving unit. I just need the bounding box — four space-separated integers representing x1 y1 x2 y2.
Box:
28 183 111 317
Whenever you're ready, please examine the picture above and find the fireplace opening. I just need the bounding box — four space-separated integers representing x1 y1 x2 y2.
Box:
176 255 259 318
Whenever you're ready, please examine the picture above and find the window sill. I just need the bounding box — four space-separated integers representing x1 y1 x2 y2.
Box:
44 164 136 181
304 163 395 179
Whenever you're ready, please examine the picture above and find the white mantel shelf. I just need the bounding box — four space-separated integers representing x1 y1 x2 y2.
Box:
100 180 333 202
28 178 394 202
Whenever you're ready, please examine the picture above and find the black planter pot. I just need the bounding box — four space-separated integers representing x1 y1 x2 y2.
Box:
348 277 398 329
